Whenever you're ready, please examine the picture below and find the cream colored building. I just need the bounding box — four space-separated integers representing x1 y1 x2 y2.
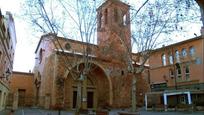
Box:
146 36 204 111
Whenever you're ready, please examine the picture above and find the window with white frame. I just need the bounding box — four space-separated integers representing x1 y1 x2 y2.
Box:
123 14 127 25
162 54 166 66
181 48 187 57
175 50 180 62
176 64 182 81
169 53 173 64
185 64 190 81
169 69 174 78
189 46 195 57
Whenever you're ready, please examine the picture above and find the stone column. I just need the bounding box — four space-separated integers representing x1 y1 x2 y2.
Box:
76 80 82 110
163 93 168 111
187 92 192 105
145 94 148 110
82 75 87 110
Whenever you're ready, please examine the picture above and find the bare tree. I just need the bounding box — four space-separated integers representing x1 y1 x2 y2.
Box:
23 0 102 114
22 0 202 113
113 0 201 112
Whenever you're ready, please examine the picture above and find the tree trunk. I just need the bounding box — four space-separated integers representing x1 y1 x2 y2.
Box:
82 75 87 109
76 81 82 113
131 75 137 112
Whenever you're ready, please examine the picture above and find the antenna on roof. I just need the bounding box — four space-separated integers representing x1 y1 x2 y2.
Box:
194 33 197 37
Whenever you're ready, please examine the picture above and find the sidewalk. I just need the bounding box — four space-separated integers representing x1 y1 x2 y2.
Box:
0 109 10 115
1 107 204 115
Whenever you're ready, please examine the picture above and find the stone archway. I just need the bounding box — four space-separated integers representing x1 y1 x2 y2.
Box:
63 62 112 109
71 76 96 109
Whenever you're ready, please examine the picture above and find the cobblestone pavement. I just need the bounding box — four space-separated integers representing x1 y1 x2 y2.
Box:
0 108 74 115
0 108 204 115
109 110 204 115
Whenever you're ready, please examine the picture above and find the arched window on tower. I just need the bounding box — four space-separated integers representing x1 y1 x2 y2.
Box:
105 9 108 24
98 12 102 29
114 8 118 22
39 48 44 64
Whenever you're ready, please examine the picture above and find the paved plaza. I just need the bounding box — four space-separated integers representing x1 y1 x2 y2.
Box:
0 108 204 115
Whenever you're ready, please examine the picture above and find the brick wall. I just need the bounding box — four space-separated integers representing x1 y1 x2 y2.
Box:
9 71 35 107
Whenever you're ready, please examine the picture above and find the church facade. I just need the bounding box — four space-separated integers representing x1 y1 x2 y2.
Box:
33 0 149 110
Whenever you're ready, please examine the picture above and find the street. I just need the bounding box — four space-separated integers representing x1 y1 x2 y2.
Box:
1 108 204 115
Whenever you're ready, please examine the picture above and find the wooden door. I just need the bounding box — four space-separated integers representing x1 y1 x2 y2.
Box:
73 91 77 108
18 89 26 107
87 91 94 108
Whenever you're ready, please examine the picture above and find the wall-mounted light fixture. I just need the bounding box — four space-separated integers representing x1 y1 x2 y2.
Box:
0 68 11 78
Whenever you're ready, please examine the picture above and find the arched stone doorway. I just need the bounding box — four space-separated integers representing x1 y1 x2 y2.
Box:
71 77 96 109
63 62 111 109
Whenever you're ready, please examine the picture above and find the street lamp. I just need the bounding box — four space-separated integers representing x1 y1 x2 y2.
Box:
6 69 11 75
0 69 11 79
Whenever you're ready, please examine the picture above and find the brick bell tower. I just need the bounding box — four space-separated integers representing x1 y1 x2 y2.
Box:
97 0 131 63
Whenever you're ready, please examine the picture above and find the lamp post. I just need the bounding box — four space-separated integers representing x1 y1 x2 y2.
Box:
6 69 11 75
0 69 11 79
